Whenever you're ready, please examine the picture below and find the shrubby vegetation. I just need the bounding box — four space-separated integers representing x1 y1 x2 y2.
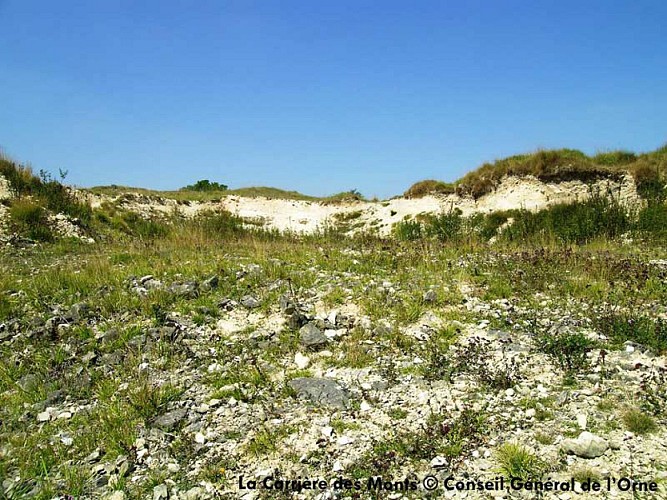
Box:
180 179 228 192
395 189 667 245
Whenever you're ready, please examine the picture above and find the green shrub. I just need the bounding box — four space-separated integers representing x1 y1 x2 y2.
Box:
181 179 228 192
197 210 246 238
8 200 54 241
635 203 667 239
1 157 92 225
535 331 595 373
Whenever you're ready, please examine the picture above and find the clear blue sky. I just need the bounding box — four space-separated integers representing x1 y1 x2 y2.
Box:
1 0 665 198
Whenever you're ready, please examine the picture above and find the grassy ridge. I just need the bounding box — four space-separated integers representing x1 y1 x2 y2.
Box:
406 145 667 199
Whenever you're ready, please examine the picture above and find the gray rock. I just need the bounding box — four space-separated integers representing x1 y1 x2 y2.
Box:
201 275 219 291
182 487 206 500
68 302 90 321
423 290 437 303
289 377 350 409
288 311 308 330
372 324 393 337
240 295 261 309
153 484 169 500
168 281 199 299
279 294 298 314
299 323 328 348
17 373 39 392
562 431 609 458
153 408 188 431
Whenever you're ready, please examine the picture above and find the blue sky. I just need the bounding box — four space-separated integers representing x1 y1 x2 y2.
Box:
1 0 665 198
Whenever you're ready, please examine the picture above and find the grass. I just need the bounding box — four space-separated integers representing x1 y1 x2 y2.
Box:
622 408 658 434
495 442 546 481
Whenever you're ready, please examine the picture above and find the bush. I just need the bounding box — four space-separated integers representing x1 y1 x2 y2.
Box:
535 331 595 373
635 203 667 239
197 210 247 238
112 212 169 239
8 200 54 241
181 179 228 192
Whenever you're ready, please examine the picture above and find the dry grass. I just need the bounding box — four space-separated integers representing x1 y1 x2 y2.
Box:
404 179 456 198
407 145 667 200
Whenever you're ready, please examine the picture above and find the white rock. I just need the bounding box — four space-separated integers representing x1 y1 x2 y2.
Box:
526 408 536 418
332 460 344 472
37 411 50 422
360 401 372 412
505 388 515 397
430 456 448 468
57 411 72 420
337 436 354 446
294 352 310 369
207 363 223 373
321 426 333 437
577 414 588 430
194 432 206 444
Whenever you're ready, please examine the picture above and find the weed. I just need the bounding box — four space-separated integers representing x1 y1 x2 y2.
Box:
449 336 522 390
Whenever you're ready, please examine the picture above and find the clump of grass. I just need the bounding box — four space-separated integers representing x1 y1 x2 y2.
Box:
404 179 456 198
622 408 657 434
127 379 184 421
571 465 601 483
8 199 54 241
495 442 546 481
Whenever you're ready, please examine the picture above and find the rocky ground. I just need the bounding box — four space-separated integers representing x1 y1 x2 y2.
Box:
1 233 666 499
